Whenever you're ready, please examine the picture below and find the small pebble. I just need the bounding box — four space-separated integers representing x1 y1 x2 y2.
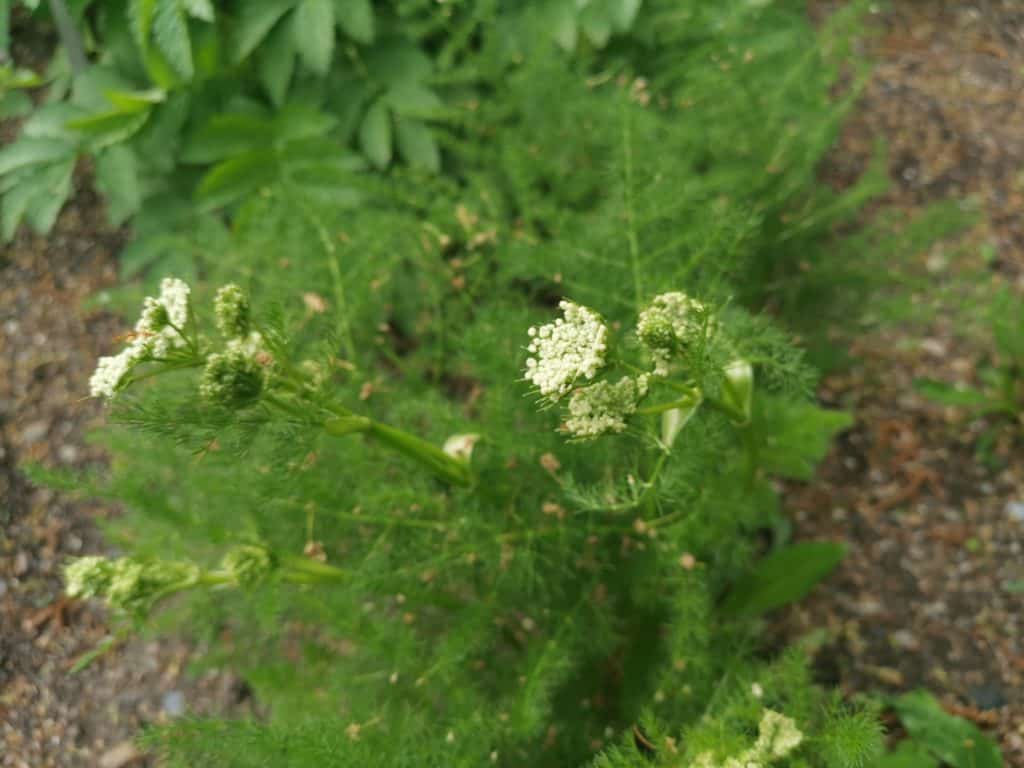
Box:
21 420 49 444
1006 501 1024 523
162 690 185 718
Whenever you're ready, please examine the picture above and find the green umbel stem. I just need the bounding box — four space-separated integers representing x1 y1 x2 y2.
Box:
323 414 473 487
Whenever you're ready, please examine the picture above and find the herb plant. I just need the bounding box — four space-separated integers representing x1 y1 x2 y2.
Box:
12 0 975 765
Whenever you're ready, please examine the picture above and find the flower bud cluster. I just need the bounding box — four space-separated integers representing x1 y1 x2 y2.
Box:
221 544 275 587
89 278 193 398
214 283 251 339
564 375 649 439
200 348 266 408
525 301 608 400
695 709 803 768
637 291 714 376
64 555 200 617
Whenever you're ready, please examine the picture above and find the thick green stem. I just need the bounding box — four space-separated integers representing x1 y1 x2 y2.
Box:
364 421 473 487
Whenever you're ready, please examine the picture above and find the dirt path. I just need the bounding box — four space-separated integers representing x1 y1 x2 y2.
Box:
793 1 1024 763
0 181 238 767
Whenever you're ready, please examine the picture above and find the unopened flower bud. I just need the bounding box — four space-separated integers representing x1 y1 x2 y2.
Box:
199 349 265 408
214 283 250 339
221 544 275 587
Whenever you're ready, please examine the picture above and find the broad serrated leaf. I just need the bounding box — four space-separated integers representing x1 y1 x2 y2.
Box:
22 103 86 139
233 0 296 63
394 118 439 173
153 0 193 79
609 0 641 31
183 0 214 21
580 2 611 48
334 0 373 44
105 88 166 112
95 145 141 226
195 149 277 209
128 0 157 47
273 105 337 143
0 91 33 119
1 169 46 239
258 18 295 107
26 157 75 233
180 114 274 163
756 396 853 481
361 40 432 86
292 0 335 75
384 82 442 117
892 691 1003 768
359 98 391 169
66 108 151 150
720 541 846 617
0 137 75 175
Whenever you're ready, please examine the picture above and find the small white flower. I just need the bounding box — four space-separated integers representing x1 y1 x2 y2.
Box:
134 277 191 357
751 682 764 699
524 301 608 401
563 375 648 439
88 342 147 399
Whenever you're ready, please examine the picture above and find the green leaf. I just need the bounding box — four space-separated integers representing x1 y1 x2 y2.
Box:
66 108 151 150
0 137 75 175
22 103 86 139
609 0 642 31
95 145 141 226
292 0 334 76
756 396 853 481
384 82 442 117
26 157 75 233
720 541 846 617
892 691 1003 768
183 0 214 22
0 91 32 119
258 18 295 107
153 0 194 79
394 118 439 173
128 0 157 47
580 2 611 48
361 40 432 86
914 379 994 409
334 0 373 44
195 149 278 209
233 0 296 63
877 742 939 768
105 88 166 112
359 98 391 169
0 0 9 55
180 114 274 163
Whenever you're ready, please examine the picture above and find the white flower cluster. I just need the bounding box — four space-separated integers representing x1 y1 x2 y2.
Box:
637 291 714 376
694 709 803 768
88 278 192 398
525 301 608 400
564 375 649 439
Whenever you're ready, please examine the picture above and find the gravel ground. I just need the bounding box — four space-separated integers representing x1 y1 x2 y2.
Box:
0 182 240 768
791 1 1024 763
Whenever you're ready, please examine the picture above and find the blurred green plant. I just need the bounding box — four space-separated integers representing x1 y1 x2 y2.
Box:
915 287 1024 456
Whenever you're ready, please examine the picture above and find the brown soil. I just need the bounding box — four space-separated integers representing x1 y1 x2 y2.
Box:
0 180 241 767
792 1 1024 763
